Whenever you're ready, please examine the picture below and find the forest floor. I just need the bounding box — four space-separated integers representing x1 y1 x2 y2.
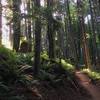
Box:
28 70 100 100
1 47 100 100
13 71 100 100
19 74 93 100
1 71 100 100
75 71 100 100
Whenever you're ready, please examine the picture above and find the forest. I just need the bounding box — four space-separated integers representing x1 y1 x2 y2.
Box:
0 0 100 100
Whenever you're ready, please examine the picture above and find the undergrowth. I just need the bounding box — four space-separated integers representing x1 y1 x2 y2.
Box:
0 47 76 100
82 69 100 80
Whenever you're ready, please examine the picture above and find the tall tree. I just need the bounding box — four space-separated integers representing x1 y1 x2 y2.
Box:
47 0 55 59
65 0 77 62
77 0 91 68
88 0 99 66
13 0 21 51
27 0 32 52
34 0 41 75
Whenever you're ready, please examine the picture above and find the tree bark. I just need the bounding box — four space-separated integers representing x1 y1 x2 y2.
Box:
34 0 41 76
0 0 2 46
47 0 55 59
77 0 91 68
27 0 32 52
89 0 99 66
13 0 21 52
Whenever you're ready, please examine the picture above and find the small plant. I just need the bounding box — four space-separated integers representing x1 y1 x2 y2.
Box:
16 53 34 65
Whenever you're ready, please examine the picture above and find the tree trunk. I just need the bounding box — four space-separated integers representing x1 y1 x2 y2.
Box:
34 0 41 76
65 0 77 62
47 0 55 59
13 0 21 52
89 0 99 66
0 0 2 46
27 0 32 52
77 0 91 68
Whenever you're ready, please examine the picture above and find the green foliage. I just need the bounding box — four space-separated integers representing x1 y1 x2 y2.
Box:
82 69 100 80
0 82 25 100
40 51 74 72
16 53 34 65
41 51 49 60
0 46 17 65
38 69 56 81
61 59 75 72
0 46 18 82
39 56 75 82
0 82 10 92
40 52 51 70
0 47 33 84
0 46 75 84
0 47 33 99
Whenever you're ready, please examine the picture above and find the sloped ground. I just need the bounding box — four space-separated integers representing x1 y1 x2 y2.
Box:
75 71 100 100
1 71 99 100
34 78 92 100
0 76 92 100
0 47 99 100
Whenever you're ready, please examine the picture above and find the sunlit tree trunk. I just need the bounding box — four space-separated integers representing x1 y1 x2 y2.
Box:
9 23 13 48
77 0 91 68
32 1 35 41
0 0 2 46
23 1 28 37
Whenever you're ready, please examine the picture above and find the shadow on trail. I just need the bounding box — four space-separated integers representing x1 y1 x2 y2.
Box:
75 71 100 100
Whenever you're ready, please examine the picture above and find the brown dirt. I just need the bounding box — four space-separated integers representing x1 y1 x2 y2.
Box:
20 76 92 100
1 71 99 100
75 71 100 100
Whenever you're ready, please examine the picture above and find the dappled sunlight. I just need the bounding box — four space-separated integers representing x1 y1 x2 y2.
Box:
1 0 12 49
85 14 91 24
61 59 74 71
82 68 100 80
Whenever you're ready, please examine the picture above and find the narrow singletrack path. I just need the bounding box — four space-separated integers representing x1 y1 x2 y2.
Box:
75 71 100 100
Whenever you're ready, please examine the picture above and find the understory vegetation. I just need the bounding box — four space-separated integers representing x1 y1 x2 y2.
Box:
0 46 97 100
82 69 100 80
0 46 76 100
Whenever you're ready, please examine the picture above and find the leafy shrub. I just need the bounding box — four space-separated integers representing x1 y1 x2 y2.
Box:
39 57 75 82
82 69 100 80
61 59 75 72
41 57 75 72
0 82 10 93
0 47 33 84
41 51 49 60
0 46 17 65
0 81 25 100
0 46 18 82
16 53 34 66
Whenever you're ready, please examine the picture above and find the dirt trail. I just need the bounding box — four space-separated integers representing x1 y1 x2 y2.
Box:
75 71 100 100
